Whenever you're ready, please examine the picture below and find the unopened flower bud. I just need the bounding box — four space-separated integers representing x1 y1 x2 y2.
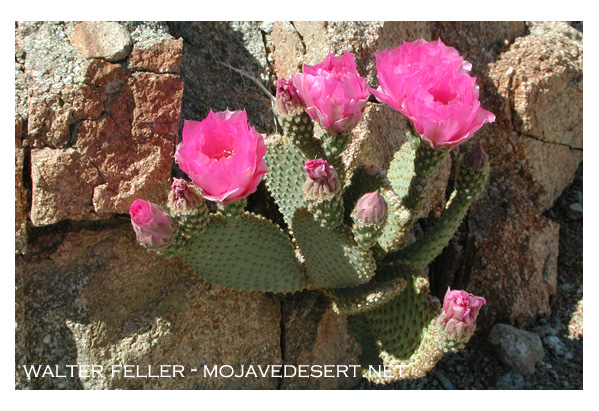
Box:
353 191 388 226
462 143 488 170
302 158 339 201
169 178 202 213
438 287 486 339
130 199 175 248
275 77 304 115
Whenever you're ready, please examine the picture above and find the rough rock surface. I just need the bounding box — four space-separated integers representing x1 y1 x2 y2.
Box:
16 21 182 226
280 292 362 389
488 324 545 376
16 224 282 389
71 21 133 61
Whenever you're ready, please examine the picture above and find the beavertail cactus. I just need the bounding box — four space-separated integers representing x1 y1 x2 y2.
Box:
130 40 495 383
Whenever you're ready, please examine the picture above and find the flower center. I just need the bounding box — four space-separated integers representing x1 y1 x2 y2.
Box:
430 87 457 105
209 149 235 160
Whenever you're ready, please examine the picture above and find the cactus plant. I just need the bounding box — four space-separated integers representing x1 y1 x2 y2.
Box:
130 40 495 382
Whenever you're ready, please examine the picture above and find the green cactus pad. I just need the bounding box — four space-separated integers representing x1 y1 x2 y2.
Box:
182 211 307 292
292 207 376 289
385 161 489 271
326 272 407 316
307 194 345 230
264 134 324 229
277 111 317 150
386 139 418 199
363 262 445 381
347 314 383 369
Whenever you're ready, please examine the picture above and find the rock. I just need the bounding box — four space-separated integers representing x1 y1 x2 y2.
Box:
15 114 27 254
488 324 545 376
71 21 132 61
496 372 525 390
279 292 362 389
16 224 282 389
30 148 105 225
19 22 89 149
19 22 183 224
129 35 183 73
543 335 568 358
455 178 560 329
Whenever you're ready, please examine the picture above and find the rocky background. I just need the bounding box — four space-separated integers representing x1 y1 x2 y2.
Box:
15 21 583 389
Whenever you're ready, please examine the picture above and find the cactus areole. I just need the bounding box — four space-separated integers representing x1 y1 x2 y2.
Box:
130 41 495 382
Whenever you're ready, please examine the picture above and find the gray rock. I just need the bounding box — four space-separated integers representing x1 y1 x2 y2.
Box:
488 324 545 376
543 335 568 357
496 372 525 390
71 21 132 61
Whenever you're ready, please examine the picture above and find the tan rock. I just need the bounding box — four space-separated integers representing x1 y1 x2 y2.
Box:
129 72 184 139
489 23 583 149
463 182 560 329
30 148 105 225
280 293 361 389
16 225 282 389
71 21 133 61
128 37 183 73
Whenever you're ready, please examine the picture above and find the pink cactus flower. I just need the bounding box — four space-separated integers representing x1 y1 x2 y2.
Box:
175 110 268 204
275 77 304 115
372 39 495 149
303 158 339 200
353 191 388 225
438 287 487 339
292 52 370 134
170 178 202 213
130 199 175 248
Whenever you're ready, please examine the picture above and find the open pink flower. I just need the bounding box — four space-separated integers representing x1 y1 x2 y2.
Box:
130 199 175 248
292 52 370 134
438 287 487 339
175 110 268 204
372 39 495 149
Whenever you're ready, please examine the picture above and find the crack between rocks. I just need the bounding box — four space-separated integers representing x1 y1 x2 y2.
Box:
520 132 582 151
129 67 180 76
288 21 307 55
277 296 285 390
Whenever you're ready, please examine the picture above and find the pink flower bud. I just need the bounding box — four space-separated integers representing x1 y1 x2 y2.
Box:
175 110 268 204
438 287 486 338
303 158 339 200
292 52 370 134
170 178 202 213
275 77 304 115
371 39 495 149
462 143 488 170
353 191 388 225
130 199 175 248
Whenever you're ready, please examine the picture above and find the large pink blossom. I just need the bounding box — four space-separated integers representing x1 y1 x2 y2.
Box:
292 52 370 134
438 287 487 339
130 199 175 248
175 110 268 204
372 39 495 149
